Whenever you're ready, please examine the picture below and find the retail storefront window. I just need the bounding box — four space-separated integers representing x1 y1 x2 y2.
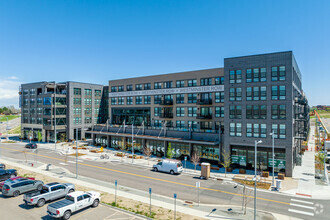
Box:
193 145 219 161
147 140 165 157
168 142 189 159
111 136 124 150
127 138 143 153
95 135 107 146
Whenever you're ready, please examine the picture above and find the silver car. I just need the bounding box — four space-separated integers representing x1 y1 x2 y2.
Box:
2 179 44 197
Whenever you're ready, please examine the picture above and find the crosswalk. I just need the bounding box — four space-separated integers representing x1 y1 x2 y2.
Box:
288 198 315 217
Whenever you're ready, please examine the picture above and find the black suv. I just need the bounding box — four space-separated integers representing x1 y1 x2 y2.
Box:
25 143 37 149
0 169 17 181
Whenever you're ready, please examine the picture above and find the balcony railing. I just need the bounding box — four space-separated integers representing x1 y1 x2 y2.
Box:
196 114 212 119
197 99 212 105
160 113 173 118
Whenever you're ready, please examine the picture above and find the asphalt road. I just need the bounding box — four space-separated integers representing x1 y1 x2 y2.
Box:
1 143 330 220
0 117 20 134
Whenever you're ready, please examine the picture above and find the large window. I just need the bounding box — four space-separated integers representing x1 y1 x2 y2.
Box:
176 107 185 117
154 107 161 117
84 98 92 106
74 117 82 125
193 145 219 161
95 90 101 96
176 120 185 128
246 105 267 119
85 107 92 115
229 88 242 101
271 105 286 119
154 82 162 89
111 97 117 105
246 86 266 101
127 97 133 105
201 78 212 86
176 80 185 88
176 94 184 104
144 96 151 104
164 81 173 88
230 123 242 137
271 66 286 81
215 77 224 85
85 89 92 96
43 97 52 105
188 107 197 117
111 86 117 92
229 105 242 119
247 123 267 138
246 68 266 82
136 96 142 105
272 124 286 139
215 106 224 118
188 79 197 87
215 92 224 103
73 108 81 115
118 86 124 92
272 86 286 100
118 97 124 105
73 88 81 95
73 98 81 105
135 84 143 90
154 95 162 104
144 83 151 90
188 121 198 129
126 85 133 91
188 93 197 103
229 70 242 83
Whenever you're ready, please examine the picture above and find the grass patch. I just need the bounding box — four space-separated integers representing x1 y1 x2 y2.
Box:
234 179 271 190
0 115 20 122
103 202 156 218
1 140 16 143
8 125 21 134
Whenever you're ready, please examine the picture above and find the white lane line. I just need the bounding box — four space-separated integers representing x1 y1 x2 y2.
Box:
290 203 314 210
68 161 76 163
291 199 314 205
59 162 68 165
288 208 314 216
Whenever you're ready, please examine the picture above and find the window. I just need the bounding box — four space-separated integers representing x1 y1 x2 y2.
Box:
118 86 124 92
74 117 82 125
84 98 92 105
126 85 133 91
176 120 185 128
260 86 266 100
229 105 242 119
247 123 267 138
154 95 161 104
37 98 42 105
188 79 197 87
73 88 81 95
200 121 212 129
94 108 100 114
95 99 101 105
272 105 286 119
37 108 42 114
164 81 173 88
246 105 267 119
215 106 224 118
229 88 241 101
272 86 286 100
77 196 83 201
188 93 197 103
201 78 212 86
85 117 92 124
144 83 151 90
253 87 259 100
215 92 224 103
111 97 117 105
154 107 161 116
188 107 197 117
215 77 224 85
176 94 184 104
95 90 101 96
280 124 286 139
111 86 117 92
85 89 92 96
154 120 162 127
176 80 185 88
188 121 197 129
247 86 266 101
85 108 92 114
246 68 266 82
272 124 286 139
144 96 151 104
260 124 267 138
73 108 81 115
136 96 142 104
229 70 242 83
135 84 143 90
118 97 124 105
176 107 185 117
127 97 133 105
272 66 286 81
253 124 259 137
246 123 252 137
154 82 162 89
230 123 242 137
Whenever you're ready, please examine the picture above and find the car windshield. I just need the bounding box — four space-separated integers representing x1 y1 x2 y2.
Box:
65 195 74 202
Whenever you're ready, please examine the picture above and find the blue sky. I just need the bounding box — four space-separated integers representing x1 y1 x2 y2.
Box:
0 0 329 107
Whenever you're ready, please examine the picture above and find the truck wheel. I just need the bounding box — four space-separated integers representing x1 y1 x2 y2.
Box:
37 199 45 207
92 199 99 207
170 170 174 175
154 167 158 172
62 210 71 220
13 190 20 197
37 184 42 191
68 189 75 193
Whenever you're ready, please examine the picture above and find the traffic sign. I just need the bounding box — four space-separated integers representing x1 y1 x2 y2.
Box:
149 188 152 194
184 156 187 161
174 193 177 199
115 180 117 186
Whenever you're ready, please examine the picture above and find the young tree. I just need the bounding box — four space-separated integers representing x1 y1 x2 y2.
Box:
59 133 66 143
221 149 232 177
166 143 173 159
119 143 127 162
143 146 152 165
37 131 42 143
191 151 200 173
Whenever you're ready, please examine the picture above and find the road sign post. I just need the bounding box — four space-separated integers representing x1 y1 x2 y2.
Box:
115 180 117 205
196 182 200 206
149 188 152 217
174 193 177 220
184 156 187 172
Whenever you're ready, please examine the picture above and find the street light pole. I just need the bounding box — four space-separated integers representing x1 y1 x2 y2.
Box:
254 140 262 220
132 124 134 163
76 128 78 179
54 82 57 150
270 131 275 187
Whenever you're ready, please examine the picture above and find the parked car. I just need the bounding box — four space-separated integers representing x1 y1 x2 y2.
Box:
24 182 75 207
47 191 100 220
0 164 5 169
0 176 35 190
153 159 183 175
0 169 17 181
2 179 44 197
25 143 37 149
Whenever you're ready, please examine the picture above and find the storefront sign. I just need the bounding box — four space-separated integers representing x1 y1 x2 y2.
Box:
231 155 246 166
268 159 286 168
109 85 224 97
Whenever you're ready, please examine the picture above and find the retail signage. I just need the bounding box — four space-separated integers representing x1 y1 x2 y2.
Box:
109 85 224 97
268 159 286 168
231 155 246 166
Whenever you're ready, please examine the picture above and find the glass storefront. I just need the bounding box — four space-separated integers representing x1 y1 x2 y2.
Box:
95 135 107 146
147 140 165 157
168 142 190 159
126 138 143 153
231 145 286 172
111 136 124 150
193 145 220 161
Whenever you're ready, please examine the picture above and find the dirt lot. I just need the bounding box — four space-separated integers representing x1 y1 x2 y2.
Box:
5 164 204 220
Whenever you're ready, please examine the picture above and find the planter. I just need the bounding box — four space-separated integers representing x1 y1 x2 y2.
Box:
211 167 220 170
239 169 246 174
262 171 269 178
278 173 285 180
226 167 233 172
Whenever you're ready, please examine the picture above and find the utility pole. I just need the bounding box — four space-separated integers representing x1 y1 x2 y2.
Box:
54 82 57 150
76 128 78 179
254 140 262 220
270 131 275 187
132 124 134 163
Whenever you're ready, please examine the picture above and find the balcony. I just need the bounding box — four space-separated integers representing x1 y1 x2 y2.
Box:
160 100 173 105
196 114 212 119
160 113 173 118
197 99 212 105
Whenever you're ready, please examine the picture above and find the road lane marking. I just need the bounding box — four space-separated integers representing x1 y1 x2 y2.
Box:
289 203 314 210
288 208 314 216
71 207 96 220
291 199 313 205
1 146 291 206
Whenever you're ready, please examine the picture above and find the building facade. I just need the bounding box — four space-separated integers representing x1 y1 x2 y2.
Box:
20 81 108 142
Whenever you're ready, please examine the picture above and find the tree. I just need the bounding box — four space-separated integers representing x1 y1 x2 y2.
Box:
221 149 232 177
119 143 127 162
143 146 152 165
37 131 42 143
59 133 66 143
166 143 173 159
191 151 200 173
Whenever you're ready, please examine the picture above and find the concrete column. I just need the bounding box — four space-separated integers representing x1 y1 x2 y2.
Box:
92 134 96 145
42 129 46 142
189 143 193 157
107 136 110 148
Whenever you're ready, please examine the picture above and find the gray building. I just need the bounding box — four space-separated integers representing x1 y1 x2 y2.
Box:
20 81 108 142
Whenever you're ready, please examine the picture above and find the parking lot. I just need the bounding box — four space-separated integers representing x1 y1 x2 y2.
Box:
0 194 146 220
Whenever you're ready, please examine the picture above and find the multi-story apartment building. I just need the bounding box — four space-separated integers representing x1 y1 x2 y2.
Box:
20 81 108 142
21 51 309 177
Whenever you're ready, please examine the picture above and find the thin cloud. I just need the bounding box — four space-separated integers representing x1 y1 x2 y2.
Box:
0 78 24 108
7 76 18 80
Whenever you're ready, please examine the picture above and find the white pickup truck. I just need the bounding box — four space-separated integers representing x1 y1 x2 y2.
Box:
47 191 100 220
